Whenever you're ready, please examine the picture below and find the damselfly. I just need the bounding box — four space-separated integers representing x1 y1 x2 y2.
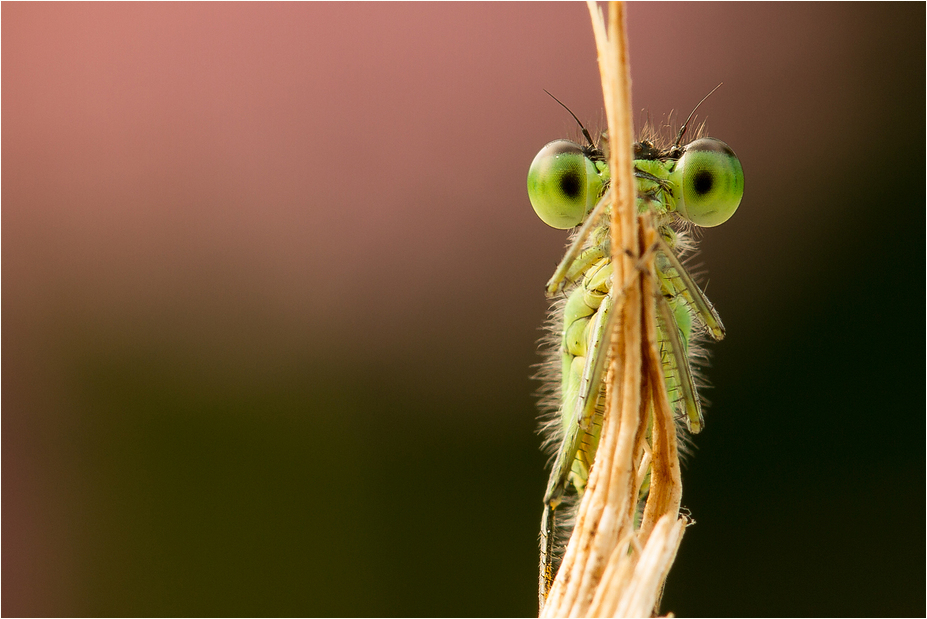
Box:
527 95 744 600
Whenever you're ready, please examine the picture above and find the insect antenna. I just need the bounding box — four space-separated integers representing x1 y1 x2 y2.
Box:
673 82 723 148
543 89 597 151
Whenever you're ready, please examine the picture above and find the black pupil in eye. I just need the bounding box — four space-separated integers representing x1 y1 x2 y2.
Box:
693 169 714 195
560 169 582 200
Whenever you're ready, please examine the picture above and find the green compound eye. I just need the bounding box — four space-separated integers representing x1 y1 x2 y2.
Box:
672 137 744 227
527 140 605 229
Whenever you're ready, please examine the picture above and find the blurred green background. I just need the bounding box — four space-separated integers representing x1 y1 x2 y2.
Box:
4 3 923 616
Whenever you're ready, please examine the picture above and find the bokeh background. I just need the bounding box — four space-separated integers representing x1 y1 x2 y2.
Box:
4 3 924 616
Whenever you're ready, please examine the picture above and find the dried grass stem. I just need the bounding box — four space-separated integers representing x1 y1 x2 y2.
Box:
539 3 688 617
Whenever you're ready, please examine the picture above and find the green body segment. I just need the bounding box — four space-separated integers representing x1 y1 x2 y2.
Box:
528 133 744 602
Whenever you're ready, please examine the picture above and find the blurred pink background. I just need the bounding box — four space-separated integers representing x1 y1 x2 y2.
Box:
4 3 923 616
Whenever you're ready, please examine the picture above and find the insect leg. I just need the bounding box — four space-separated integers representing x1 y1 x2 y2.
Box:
539 503 557 606
655 291 704 433
655 235 725 340
545 188 612 295
543 286 613 506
